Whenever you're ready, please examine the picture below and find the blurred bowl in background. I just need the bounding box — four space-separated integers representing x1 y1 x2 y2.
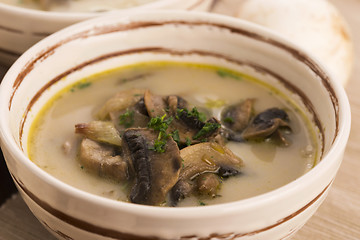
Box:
0 0 213 66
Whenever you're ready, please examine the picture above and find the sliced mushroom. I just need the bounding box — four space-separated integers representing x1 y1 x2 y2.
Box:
75 121 122 146
222 99 254 132
170 142 243 206
242 108 291 145
166 96 221 146
144 90 168 118
192 117 222 141
110 98 150 132
122 128 182 206
220 99 254 142
176 107 205 131
97 89 145 120
166 95 188 115
196 173 221 197
78 138 129 182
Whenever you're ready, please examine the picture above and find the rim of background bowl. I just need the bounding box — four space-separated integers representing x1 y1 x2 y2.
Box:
0 0 200 20
0 10 351 219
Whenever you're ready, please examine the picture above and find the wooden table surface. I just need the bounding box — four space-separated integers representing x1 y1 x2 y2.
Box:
0 0 359 239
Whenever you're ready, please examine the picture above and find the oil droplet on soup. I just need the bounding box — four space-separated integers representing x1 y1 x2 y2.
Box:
28 62 320 207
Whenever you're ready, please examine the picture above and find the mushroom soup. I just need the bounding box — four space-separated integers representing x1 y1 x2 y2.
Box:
28 62 320 207
1 0 158 12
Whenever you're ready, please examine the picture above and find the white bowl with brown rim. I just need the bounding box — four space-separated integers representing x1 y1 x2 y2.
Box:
0 10 351 240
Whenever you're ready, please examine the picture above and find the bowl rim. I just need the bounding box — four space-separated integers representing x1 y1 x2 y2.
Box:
0 10 351 218
0 0 203 20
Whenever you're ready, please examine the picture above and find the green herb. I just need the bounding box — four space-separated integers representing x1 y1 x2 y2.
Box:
193 122 221 140
78 82 92 89
176 108 184 119
147 114 173 153
148 114 173 132
70 81 92 92
119 109 135 128
171 130 180 144
177 107 207 122
80 165 84 170
199 201 206 206
185 137 192 146
149 139 167 153
223 117 234 124
188 107 206 122
216 69 241 80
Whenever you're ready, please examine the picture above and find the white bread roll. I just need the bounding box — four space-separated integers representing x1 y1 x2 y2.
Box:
236 0 353 86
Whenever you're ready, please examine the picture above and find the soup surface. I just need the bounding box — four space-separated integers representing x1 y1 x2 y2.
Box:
28 62 320 207
1 0 158 12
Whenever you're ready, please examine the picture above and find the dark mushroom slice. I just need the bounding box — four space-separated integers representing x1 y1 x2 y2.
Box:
110 99 150 132
221 99 254 142
78 138 129 182
242 107 291 145
133 97 149 116
97 89 146 120
192 117 222 141
75 121 122 146
122 128 182 206
169 142 243 206
221 99 254 132
166 96 221 146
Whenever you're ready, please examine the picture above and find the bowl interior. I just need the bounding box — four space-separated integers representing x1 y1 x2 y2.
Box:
5 11 340 157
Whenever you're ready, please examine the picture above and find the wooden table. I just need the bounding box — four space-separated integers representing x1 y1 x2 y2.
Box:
0 0 359 239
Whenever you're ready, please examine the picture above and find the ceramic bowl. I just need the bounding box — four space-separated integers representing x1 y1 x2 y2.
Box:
0 0 213 66
0 10 351 240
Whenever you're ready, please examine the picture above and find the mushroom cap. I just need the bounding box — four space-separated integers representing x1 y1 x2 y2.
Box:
236 0 353 86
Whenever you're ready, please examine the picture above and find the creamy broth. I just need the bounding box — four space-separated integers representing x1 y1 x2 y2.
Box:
28 62 320 207
1 0 158 12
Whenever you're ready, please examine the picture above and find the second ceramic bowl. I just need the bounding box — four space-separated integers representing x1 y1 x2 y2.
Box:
0 0 213 65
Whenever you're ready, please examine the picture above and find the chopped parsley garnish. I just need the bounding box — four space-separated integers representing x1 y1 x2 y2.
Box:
119 109 135 128
148 114 173 153
216 69 241 80
199 201 206 206
187 107 207 122
148 114 173 132
176 108 184 120
77 82 92 89
185 137 192 146
223 117 234 124
171 130 180 144
149 139 167 153
177 107 207 122
193 122 221 140
70 81 92 92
